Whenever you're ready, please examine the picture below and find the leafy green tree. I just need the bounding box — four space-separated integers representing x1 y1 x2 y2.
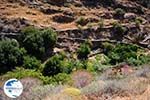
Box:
20 26 57 59
42 28 57 49
0 39 26 74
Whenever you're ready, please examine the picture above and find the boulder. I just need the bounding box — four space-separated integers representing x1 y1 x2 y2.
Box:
124 13 136 20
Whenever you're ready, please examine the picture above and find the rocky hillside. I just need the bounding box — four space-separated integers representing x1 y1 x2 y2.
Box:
0 1 150 100
0 0 150 52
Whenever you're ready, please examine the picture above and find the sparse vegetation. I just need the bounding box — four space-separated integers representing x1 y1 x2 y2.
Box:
115 8 125 19
135 17 143 27
112 22 126 41
76 17 87 26
112 22 126 34
98 19 104 28
71 70 93 88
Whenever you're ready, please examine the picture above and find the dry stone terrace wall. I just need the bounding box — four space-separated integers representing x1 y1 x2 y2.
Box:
0 0 150 52
1 22 149 52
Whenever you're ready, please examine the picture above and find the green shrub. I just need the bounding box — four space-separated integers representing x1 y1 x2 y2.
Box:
102 42 114 54
77 42 91 59
76 17 87 26
87 23 93 29
113 22 126 34
73 60 86 70
40 76 57 85
42 28 57 49
98 19 104 29
107 44 139 65
42 54 65 76
23 56 41 70
1 67 42 79
54 73 72 85
42 52 82 76
127 55 150 66
105 43 150 66
60 59 75 74
41 73 72 85
115 8 125 18
20 27 44 58
0 39 26 74
112 22 126 41
135 17 143 27
20 26 57 59
21 26 38 36
86 61 95 72
1 68 72 85
95 54 111 65
87 56 111 72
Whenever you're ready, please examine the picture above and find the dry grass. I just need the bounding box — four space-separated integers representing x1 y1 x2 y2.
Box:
81 65 150 100
1 66 150 100
71 70 93 88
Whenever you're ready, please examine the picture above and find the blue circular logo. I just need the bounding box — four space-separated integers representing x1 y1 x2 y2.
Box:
3 79 23 98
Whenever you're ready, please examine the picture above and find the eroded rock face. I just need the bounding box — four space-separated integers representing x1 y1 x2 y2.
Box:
0 17 30 33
